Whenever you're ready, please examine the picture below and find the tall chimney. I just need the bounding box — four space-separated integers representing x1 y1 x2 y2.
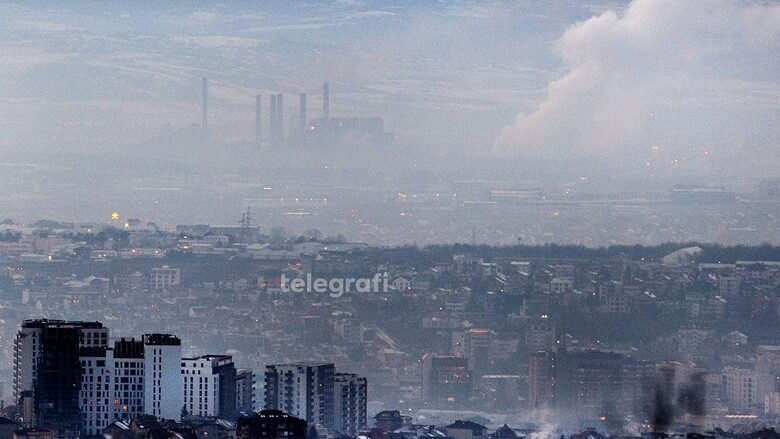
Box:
201 77 208 129
276 94 284 140
270 94 277 140
255 95 262 143
322 81 330 136
299 93 307 134
322 81 330 120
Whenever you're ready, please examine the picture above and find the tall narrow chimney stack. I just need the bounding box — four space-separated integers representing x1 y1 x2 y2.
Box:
270 94 277 140
276 94 284 140
201 77 208 129
299 93 307 134
255 95 262 143
322 81 330 121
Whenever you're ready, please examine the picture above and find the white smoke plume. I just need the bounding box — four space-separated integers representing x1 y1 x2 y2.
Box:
493 0 780 177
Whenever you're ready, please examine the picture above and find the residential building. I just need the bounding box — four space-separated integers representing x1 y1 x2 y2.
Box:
528 351 555 410
13 320 108 437
143 334 183 421
445 420 487 439
80 338 145 436
150 266 181 290
236 410 306 439
235 370 255 412
263 363 334 430
333 373 367 435
421 355 471 406
182 355 237 418
724 366 774 413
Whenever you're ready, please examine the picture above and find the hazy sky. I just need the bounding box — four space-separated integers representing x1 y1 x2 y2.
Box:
1 0 778 179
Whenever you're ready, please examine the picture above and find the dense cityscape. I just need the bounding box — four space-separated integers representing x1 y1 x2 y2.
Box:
0 221 778 439
1 1 778 439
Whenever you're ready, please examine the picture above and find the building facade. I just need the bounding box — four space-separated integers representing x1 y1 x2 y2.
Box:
143 334 183 421
236 410 306 439
13 320 108 437
421 354 472 406
235 370 255 412
528 351 556 410
149 266 180 290
333 373 367 435
264 363 334 430
182 355 237 418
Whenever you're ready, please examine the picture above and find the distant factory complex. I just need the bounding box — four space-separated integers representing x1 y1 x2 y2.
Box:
200 78 392 149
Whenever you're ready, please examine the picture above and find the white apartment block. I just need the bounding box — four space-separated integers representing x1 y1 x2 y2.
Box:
181 355 235 418
150 266 181 290
143 334 184 420
79 339 146 436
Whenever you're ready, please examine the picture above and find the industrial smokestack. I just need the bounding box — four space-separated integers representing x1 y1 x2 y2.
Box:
270 94 277 140
255 95 262 143
276 94 284 140
322 81 330 121
322 81 330 137
299 93 307 134
201 77 208 129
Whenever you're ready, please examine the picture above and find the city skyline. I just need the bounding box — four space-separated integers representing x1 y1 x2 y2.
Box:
0 1 778 438
0 241 779 437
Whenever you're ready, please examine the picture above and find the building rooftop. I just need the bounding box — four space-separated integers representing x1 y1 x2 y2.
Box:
143 333 181 346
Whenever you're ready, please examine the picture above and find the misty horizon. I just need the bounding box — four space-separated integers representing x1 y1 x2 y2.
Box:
1 3 780 437
2 1 778 179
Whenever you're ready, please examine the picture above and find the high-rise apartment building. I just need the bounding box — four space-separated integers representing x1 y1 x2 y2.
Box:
14 321 236 437
555 349 625 418
110 338 146 421
182 355 237 418
14 320 108 406
264 363 334 430
528 351 556 410
79 337 164 436
13 320 108 437
333 373 367 435
452 329 494 376
235 369 255 412
79 346 111 436
143 334 183 421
